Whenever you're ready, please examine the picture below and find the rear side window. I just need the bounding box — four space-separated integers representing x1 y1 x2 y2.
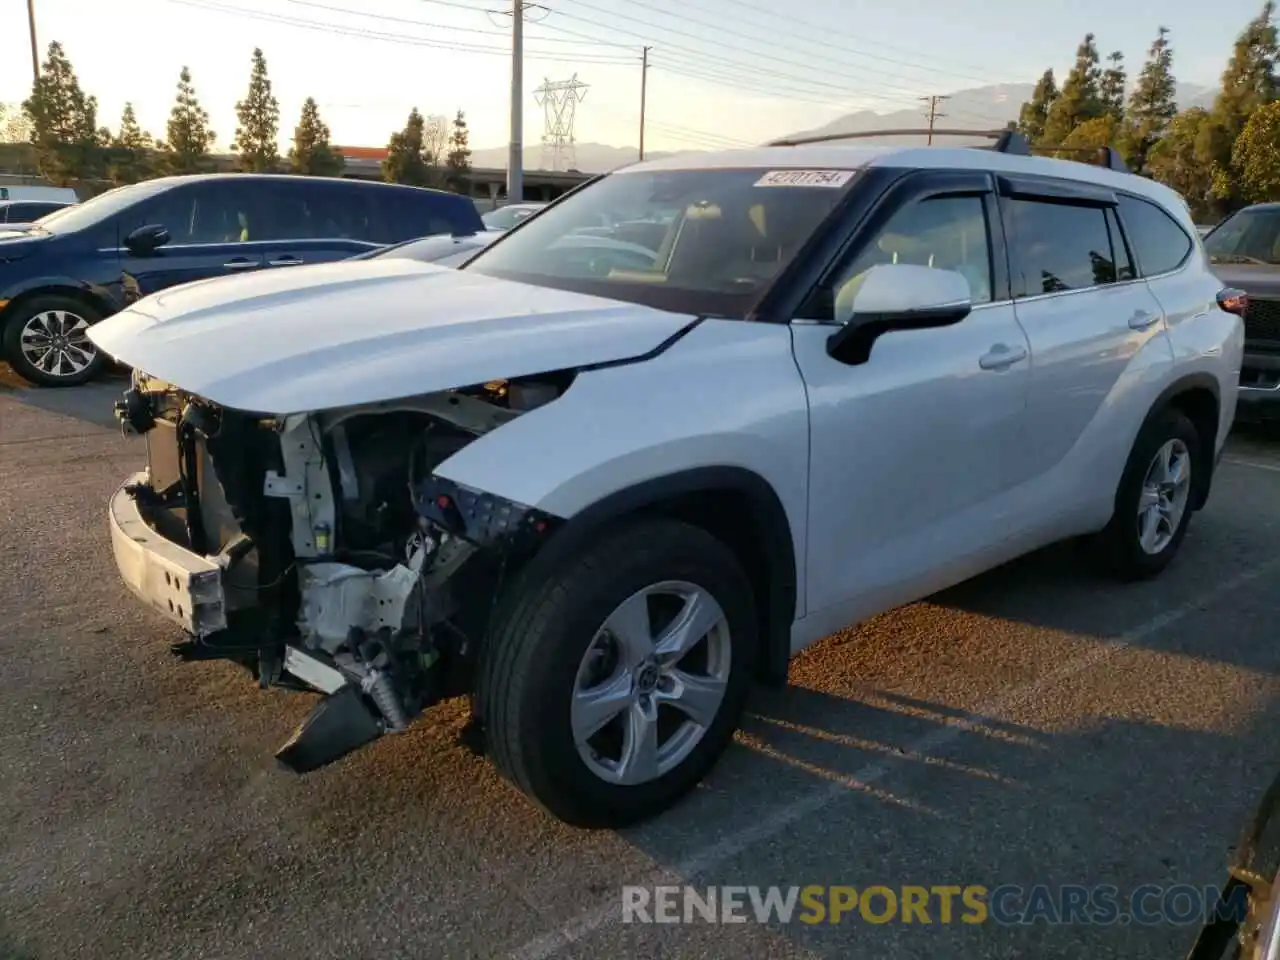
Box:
1117 195 1193 277
1004 199 1122 297
390 190 484 242
265 181 379 242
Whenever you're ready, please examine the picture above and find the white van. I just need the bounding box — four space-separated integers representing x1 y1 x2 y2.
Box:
0 185 78 203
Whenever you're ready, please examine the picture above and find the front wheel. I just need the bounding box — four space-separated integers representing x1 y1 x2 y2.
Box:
478 518 757 828
1091 407 1201 580
2 295 108 387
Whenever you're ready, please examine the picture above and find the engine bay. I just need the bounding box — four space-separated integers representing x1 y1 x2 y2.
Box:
117 372 571 771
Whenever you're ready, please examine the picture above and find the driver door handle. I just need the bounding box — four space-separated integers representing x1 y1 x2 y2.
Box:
1129 309 1160 330
978 343 1028 371
223 257 258 269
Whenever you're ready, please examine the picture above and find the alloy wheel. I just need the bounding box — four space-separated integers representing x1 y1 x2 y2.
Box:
18 310 97 379
1137 437 1192 555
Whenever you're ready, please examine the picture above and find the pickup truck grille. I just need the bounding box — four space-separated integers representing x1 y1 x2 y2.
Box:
1245 296 1280 346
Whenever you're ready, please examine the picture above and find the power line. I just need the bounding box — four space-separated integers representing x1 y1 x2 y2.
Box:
920 94 949 144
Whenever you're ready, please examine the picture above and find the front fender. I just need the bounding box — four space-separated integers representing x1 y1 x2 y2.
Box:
0 273 120 321
432 318 812 616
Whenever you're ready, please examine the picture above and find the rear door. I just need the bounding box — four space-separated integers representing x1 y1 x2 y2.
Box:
998 175 1168 485
117 180 267 305
254 179 382 268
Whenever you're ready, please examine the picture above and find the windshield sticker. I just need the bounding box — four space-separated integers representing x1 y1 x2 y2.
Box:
754 169 854 188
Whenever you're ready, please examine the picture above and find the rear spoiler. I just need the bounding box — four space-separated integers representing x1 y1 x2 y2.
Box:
764 128 1131 174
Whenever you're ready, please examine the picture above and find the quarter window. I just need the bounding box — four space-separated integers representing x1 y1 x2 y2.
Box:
1116 194 1193 277
1004 199 1122 297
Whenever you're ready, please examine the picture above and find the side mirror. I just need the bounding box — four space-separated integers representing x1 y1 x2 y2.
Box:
827 262 973 365
124 223 170 255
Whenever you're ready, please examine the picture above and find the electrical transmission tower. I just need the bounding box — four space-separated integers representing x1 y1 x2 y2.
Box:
534 75 589 170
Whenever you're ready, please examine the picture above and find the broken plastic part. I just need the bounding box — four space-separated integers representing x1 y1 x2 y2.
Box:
275 685 384 774
412 477 561 549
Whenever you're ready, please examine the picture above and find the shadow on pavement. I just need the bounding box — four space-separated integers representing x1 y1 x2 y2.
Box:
0 363 125 432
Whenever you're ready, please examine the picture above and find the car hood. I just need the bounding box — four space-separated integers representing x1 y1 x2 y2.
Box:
1210 263 1280 297
87 257 697 415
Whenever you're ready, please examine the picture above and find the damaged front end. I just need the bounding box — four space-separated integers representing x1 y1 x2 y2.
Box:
110 372 567 773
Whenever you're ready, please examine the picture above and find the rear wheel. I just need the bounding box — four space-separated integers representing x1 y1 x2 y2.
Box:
1091 407 1200 580
478 518 757 828
2 294 107 387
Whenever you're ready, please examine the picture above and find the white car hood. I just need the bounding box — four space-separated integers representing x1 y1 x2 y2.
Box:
87 258 696 415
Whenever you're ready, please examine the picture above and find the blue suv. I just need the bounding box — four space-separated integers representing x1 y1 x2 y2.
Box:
0 173 484 386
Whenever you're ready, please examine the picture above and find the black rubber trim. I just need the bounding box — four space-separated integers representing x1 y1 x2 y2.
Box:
516 465 797 686
577 315 705 372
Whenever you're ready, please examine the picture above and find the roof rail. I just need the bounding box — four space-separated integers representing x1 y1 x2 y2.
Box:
765 127 1133 174
766 128 1031 152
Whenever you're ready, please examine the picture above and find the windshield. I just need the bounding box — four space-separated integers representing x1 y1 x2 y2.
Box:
462 167 859 317
1203 207 1280 264
34 180 173 234
482 205 543 230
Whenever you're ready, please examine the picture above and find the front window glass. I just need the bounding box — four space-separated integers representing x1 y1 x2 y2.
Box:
1203 208 1280 264
463 167 859 317
33 180 172 234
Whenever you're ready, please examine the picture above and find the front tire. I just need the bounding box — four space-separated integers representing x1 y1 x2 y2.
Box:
478 518 757 828
2 294 108 387
1091 407 1201 580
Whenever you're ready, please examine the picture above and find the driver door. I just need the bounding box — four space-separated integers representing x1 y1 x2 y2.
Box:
788 170 1034 622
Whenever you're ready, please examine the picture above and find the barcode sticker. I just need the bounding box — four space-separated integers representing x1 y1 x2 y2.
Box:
753 169 855 188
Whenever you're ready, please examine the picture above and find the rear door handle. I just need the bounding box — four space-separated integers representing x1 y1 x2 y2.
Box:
269 255 304 266
223 257 258 269
978 343 1028 371
1129 309 1160 330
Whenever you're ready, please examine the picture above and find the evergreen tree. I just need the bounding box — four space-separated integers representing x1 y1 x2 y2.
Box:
1017 69 1059 144
20 41 101 185
107 102 153 184
382 108 430 186
446 110 472 192
1124 27 1178 175
1041 34 1105 147
232 48 280 173
1147 108 1214 220
160 67 215 175
1100 51 1127 119
1232 99 1280 202
1203 1 1279 212
288 97 343 176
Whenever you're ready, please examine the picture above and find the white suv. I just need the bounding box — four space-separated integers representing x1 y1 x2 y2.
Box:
90 130 1243 828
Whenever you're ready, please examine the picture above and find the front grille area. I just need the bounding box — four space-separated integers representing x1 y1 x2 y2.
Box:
1245 297 1280 345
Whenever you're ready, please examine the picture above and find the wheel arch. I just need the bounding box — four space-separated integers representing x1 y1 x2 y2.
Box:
1146 372 1221 511
525 466 798 687
0 282 113 331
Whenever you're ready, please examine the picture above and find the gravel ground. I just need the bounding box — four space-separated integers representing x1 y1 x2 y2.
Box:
1 372 1278 960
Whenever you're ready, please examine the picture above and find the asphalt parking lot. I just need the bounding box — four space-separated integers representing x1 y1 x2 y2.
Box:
2 368 1279 960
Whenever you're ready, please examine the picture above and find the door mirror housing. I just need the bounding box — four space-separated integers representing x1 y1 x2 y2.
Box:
826 263 973 365
124 223 170 255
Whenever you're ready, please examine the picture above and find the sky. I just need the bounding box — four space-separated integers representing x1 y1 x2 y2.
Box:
0 0 1272 159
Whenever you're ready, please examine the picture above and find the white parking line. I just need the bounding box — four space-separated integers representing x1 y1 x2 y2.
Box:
1223 456 1280 474
508 558 1280 960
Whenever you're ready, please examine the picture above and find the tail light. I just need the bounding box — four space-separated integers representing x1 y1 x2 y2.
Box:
1217 287 1249 316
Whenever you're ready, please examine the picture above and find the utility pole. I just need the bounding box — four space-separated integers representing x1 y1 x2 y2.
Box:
27 0 40 87
507 0 524 203
638 46 651 161
920 94 949 145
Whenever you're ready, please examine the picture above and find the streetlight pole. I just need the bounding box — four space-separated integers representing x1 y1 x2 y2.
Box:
507 0 523 203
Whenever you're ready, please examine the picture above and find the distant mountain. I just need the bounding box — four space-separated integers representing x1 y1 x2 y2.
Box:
468 81 1222 171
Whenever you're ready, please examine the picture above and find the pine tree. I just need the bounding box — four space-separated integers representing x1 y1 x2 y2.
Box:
288 97 343 176
160 67 215 175
1041 34 1105 147
1017 69 1059 144
446 109 472 193
1124 27 1178 175
1100 51 1127 119
1232 99 1280 202
382 108 430 186
20 41 101 185
107 102 153 184
1148 108 1214 219
1203 1 1280 212
232 48 280 173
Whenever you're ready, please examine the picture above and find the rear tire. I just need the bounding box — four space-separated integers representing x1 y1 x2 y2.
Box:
2 294 108 387
1091 407 1201 581
477 518 757 828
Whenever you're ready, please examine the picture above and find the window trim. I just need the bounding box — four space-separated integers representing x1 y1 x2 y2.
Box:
1114 191 1195 280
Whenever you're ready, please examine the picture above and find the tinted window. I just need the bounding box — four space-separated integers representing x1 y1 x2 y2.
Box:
1118 195 1192 276
819 195 993 320
120 181 264 245
264 181 380 242
1005 199 1121 297
464 168 856 317
1203 207 1280 265
396 191 484 242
